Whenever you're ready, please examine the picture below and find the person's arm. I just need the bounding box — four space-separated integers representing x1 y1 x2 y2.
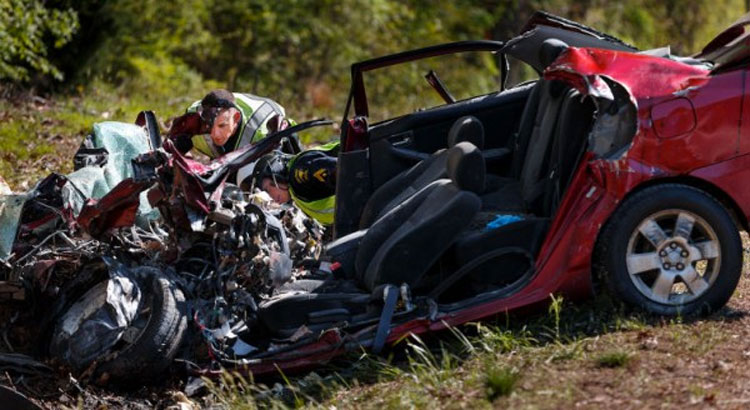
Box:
168 112 205 154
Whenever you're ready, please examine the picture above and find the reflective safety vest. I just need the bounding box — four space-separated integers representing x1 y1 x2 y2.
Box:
187 93 286 158
289 189 336 225
287 140 339 225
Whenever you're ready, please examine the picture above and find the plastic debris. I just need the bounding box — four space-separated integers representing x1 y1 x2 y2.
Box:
485 214 524 231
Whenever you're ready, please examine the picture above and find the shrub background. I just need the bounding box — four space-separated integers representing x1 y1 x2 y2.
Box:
0 0 745 188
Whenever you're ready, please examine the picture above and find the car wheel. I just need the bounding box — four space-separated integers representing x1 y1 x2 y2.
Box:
595 184 742 316
49 274 187 385
93 275 188 385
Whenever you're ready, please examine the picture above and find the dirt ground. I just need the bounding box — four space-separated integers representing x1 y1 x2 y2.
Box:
498 286 750 409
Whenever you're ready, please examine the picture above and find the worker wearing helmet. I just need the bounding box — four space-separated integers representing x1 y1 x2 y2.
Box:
240 141 339 225
168 89 294 158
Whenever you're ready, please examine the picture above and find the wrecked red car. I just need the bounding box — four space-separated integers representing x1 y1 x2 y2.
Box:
6 11 750 384
246 11 750 374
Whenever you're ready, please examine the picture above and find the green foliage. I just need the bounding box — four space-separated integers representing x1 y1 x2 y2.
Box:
561 0 745 54
484 364 520 401
2 0 746 124
549 293 565 341
0 0 78 81
595 351 632 368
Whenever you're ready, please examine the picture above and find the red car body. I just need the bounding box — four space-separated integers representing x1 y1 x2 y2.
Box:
70 12 750 378
222 13 750 377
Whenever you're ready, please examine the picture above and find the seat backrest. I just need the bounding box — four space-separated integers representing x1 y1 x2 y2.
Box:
447 116 485 149
517 80 568 215
358 117 486 229
542 89 596 214
356 142 484 290
509 80 544 179
358 150 449 228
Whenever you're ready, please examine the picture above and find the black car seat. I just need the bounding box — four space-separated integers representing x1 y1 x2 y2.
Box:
358 116 490 229
478 79 569 215
361 40 571 227
442 88 597 301
479 39 573 215
257 142 485 337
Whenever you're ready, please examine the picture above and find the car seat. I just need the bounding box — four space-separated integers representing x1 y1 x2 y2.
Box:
257 142 485 338
358 116 492 229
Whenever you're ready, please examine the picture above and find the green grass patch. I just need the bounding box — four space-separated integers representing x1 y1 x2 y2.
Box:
595 351 631 368
484 364 520 401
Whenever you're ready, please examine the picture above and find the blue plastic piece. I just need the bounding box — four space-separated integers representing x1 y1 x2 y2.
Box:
485 214 523 231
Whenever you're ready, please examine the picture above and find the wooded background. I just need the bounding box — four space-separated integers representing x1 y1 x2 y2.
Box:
0 1 746 188
2 1 745 117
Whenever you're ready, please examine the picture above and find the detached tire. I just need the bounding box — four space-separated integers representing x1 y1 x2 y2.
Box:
50 274 188 386
94 276 188 384
595 184 742 316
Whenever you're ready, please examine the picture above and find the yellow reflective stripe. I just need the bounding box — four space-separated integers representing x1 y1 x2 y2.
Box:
287 140 339 169
289 189 335 225
191 134 219 158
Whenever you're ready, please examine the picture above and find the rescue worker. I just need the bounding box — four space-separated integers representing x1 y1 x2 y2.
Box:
239 141 339 225
168 89 292 158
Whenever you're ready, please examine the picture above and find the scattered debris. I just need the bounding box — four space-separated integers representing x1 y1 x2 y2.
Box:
0 113 326 392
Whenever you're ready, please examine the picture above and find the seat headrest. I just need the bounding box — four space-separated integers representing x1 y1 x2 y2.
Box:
447 142 485 194
448 116 485 149
539 38 569 69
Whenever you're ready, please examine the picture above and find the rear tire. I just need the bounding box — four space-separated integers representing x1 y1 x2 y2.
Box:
93 275 187 385
49 274 187 385
594 184 742 316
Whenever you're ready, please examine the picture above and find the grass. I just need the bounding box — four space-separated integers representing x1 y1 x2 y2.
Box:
194 295 652 408
484 363 520 401
0 81 198 190
594 351 631 368
190 280 750 410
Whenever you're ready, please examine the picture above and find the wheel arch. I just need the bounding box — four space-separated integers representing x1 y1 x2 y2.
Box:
591 175 748 290
622 176 749 232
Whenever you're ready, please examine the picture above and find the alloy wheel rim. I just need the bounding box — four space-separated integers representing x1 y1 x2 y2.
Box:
625 209 721 306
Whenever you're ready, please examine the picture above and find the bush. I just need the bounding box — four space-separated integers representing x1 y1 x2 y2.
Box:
0 0 78 82
484 365 520 401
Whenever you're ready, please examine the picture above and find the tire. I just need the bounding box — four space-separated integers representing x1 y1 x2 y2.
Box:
594 184 742 316
93 275 188 385
49 274 188 385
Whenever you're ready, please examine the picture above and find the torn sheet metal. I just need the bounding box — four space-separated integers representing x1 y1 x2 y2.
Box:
69 122 160 224
544 47 710 100
5 113 329 385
